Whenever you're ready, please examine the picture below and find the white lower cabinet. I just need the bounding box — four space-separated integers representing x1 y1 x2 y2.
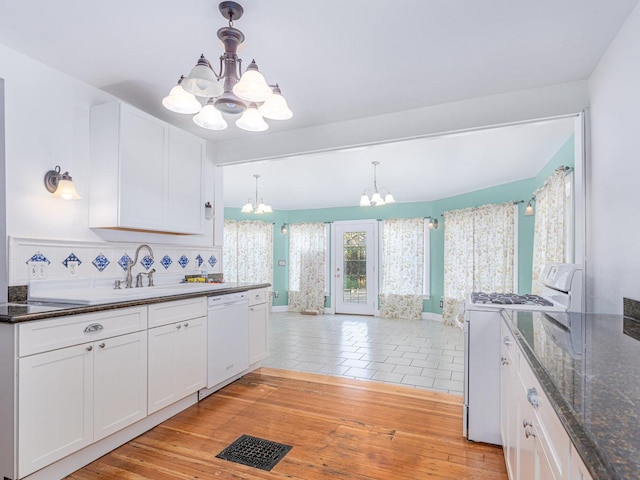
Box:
148 315 207 414
18 329 147 478
501 318 590 480
248 288 269 364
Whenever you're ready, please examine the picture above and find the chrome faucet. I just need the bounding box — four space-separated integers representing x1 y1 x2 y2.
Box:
125 244 154 288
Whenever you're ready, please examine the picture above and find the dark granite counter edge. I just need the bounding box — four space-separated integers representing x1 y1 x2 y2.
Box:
0 283 271 323
503 315 619 480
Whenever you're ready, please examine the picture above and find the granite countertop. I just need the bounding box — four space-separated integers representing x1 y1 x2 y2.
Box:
0 283 270 323
502 309 640 480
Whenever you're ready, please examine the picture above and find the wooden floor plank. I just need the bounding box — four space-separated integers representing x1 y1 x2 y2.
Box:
66 368 507 480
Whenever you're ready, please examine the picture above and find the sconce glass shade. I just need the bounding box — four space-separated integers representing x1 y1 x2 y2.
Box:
525 202 534 216
182 55 224 98
193 100 228 130
232 60 273 103
53 176 82 200
384 193 396 204
162 78 202 114
259 87 293 120
280 224 288 234
359 194 371 206
428 218 439 230
236 105 268 132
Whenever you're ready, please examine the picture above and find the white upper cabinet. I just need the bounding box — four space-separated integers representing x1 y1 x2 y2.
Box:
90 102 206 235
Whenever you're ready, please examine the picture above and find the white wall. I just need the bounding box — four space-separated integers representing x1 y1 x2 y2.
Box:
0 44 216 251
588 2 640 313
0 78 6 302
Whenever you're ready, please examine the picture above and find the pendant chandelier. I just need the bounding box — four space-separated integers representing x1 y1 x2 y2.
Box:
242 174 273 214
162 1 292 132
359 161 396 206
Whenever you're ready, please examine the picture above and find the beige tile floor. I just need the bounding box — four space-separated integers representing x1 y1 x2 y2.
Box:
262 311 465 395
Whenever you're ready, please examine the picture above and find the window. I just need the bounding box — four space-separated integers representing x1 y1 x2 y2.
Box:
223 220 273 286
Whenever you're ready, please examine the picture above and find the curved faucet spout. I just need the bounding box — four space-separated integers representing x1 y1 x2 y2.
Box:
125 244 154 288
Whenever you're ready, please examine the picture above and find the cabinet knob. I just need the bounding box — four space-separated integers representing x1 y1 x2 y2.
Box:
527 387 539 408
176 324 182 329
99 343 106 349
522 418 533 428
525 428 536 439
184 322 189 327
86 345 93 352
500 356 509 365
503 336 511 346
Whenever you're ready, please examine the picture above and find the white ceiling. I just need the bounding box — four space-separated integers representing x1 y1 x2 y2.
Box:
223 117 577 210
0 0 637 209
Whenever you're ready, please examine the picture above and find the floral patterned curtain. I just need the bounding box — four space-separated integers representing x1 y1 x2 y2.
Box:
531 169 567 294
443 203 515 326
223 220 273 287
379 218 425 320
288 223 326 314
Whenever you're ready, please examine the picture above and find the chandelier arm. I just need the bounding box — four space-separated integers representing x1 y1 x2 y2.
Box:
210 56 224 79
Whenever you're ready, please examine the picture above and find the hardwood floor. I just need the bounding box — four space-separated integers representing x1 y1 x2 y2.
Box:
67 368 507 479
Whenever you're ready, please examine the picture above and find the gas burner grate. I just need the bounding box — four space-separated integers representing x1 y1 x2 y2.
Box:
216 434 292 471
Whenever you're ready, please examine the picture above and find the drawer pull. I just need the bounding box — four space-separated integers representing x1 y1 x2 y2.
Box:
523 418 533 428
525 428 536 439
84 323 104 333
501 356 509 365
527 387 539 408
98 343 106 349
503 336 511 346
86 345 93 352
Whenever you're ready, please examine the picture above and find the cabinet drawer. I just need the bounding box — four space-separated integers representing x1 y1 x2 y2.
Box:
519 354 570 480
148 296 207 328
500 321 518 365
19 307 148 357
248 288 268 306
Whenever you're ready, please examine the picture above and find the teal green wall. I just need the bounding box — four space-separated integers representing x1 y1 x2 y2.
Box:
225 134 575 312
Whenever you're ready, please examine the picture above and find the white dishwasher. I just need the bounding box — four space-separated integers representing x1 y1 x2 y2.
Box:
206 292 249 389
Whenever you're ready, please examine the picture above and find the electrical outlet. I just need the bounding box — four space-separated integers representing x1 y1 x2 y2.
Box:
27 261 48 279
68 261 79 277
439 300 444 308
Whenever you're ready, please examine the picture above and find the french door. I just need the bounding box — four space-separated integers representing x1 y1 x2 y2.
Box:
333 220 377 315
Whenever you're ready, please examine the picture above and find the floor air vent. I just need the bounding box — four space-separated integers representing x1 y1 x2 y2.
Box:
216 434 292 471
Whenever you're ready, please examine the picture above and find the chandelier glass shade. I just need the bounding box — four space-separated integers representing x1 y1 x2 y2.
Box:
241 174 273 214
162 1 292 132
359 161 396 207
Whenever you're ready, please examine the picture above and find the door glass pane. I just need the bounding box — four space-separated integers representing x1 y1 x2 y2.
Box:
342 232 367 304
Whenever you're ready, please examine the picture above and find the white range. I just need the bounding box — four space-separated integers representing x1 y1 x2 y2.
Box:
463 262 583 444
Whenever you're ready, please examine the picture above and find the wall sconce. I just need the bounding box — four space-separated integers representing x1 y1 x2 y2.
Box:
280 223 288 234
428 217 439 230
204 202 214 220
525 197 535 216
43 166 81 200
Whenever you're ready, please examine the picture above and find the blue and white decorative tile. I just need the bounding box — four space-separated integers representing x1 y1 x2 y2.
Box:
196 254 204 268
26 252 51 265
178 255 189 269
62 253 82 268
118 254 133 271
140 255 154 270
208 255 217 268
92 254 110 272
160 255 172 270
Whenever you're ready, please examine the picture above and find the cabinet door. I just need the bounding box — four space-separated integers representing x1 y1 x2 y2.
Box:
18 344 93 477
119 105 168 230
167 127 205 234
500 346 517 479
249 302 269 364
569 444 593 480
93 331 147 441
179 316 207 395
148 323 181 414
518 387 536 480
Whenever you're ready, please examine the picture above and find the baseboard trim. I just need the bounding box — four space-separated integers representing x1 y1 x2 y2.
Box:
422 312 443 322
271 305 289 313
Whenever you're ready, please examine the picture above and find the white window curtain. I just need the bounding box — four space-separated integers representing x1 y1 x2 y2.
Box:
531 169 568 294
379 218 425 320
443 203 515 326
223 220 273 287
288 223 326 314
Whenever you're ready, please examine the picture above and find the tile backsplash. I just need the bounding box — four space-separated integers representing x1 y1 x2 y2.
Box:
9 236 222 286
